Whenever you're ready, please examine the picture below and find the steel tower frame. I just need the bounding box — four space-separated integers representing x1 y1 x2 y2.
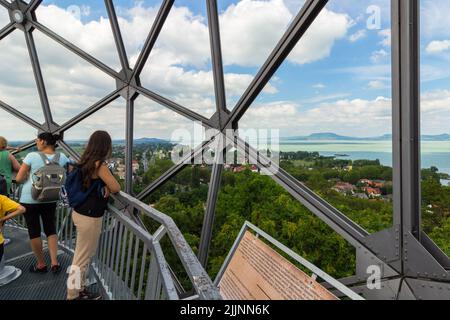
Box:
0 0 449 300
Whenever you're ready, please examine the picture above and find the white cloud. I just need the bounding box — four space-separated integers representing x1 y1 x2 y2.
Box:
0 1 354 141
0 3 282 140
370 49 389 63
349 29 367 42
300 93 351 104
240 89 450 137
312 83 326 89
378 29 391 47
220 1 351 66
335 64 391 82
368 80 388 90
421 0 450 38
426 40 450 54
219 0 291 67
240 96 392 137
421 90 450 135
288 8 352 65
0 1 411 142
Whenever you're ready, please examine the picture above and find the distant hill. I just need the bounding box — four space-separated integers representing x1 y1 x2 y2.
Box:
282 133 450 141
131 138 172 145
23 137 173 145
422 134 450 141
111 138 172 145
9 133 450 146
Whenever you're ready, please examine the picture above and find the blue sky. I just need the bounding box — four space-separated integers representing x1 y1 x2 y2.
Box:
1 0 450 140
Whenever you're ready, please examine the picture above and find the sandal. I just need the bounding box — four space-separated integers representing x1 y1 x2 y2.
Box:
51 264 62 274
29 264 48 274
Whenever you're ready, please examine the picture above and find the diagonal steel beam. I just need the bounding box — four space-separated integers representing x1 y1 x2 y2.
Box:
125 97 134 194
137 137 217 201
198 139 224 267
12 140 37 155
31 21 122 80
57 139 81 161
224 0 328 129
0 0 11 10
132 0 174 79
57 89 122 133
137 161 188 201
105 0 130 72
391 0 421 239
206 0 228 126
225 133 369 248
0 99 45 131
134 85 214 127
0 23 15 42
25 0 43 14
24 30 53 130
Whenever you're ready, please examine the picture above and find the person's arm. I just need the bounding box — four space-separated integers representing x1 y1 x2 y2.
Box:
5 146 20 152
0 201 26 234
16 163 31 184
0 205 26 225
9 154 21 173
97 163 121 194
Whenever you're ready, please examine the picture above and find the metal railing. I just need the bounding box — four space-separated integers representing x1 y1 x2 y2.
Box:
7 186 221 300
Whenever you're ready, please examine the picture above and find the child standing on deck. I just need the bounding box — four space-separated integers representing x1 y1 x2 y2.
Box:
0 195 26 264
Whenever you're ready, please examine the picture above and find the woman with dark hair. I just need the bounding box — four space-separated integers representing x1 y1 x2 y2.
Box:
67 131 120 300
16 132 71 274
0 136 21 196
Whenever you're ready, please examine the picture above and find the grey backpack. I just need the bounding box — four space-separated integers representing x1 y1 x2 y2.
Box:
31 152 66 202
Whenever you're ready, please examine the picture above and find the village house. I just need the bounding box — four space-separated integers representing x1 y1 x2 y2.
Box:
132 160 140 173
358 179 386 189
365 187 382 199
115 164 126 180
332 182 356 195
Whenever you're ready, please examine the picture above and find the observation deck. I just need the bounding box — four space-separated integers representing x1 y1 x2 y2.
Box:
0 0 449 300
0 192 221 300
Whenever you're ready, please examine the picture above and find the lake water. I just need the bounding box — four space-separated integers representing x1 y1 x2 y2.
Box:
279 140 450 175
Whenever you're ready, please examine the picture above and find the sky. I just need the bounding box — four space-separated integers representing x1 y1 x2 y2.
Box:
1 0 450 142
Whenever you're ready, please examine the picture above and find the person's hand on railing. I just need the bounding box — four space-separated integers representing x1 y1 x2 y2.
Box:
103 187 111 199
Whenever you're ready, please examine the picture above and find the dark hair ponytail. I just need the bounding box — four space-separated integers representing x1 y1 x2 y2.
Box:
38 132 60 148
78 131 112 188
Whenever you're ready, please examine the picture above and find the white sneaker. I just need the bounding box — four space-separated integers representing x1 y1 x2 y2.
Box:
4 238 11 246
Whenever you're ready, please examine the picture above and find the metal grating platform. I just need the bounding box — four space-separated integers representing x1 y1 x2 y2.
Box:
0 250 71 300
3 227 32 262
0 227 101 300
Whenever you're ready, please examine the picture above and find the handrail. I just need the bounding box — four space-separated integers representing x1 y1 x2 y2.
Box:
110 192 222 300
6 184 221 300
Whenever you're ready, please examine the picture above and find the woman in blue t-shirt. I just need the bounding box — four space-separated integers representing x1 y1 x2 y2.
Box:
16 132 70 274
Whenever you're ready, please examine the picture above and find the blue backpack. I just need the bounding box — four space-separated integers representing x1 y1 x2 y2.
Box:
63 167 104 208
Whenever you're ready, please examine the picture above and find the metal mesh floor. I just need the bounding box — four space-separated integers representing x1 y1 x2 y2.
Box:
0 227 101 300
3 227 32 261
0 250 72 300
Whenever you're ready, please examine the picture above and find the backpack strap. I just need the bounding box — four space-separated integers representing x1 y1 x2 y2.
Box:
52 152 61 165
38 152 61 165
38 152 51 166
